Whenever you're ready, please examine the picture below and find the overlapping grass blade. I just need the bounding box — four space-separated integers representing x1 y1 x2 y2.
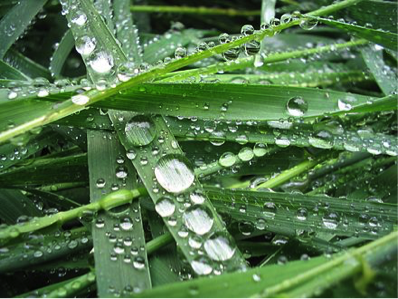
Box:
132 231 398 298
3 49 51 80
361 45 397 95
49 30 75 79
87 130 152 296
0 0 361 144
0 0 48 59
315 16 397 51
205 186 397 239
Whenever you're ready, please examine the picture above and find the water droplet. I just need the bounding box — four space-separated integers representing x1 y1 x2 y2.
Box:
241 24 254 36
183 205 213 235
33 250 43 258
191 257 213 275
338 98 353 111
286 96 308 117
299 18 318 30
175 47 187 59
155 197 176 217
89 51 114 74
253 143 268 157
154 154 195 193
309 130 334 149
133 256 145 270
280 14 292 24
72 94 89 105
120 217 133 231
125 115 156 147
71 12 87 26
190 190 206 204
219 152 237 167
218 33 230 44
322 212 340 230
204 232 236 261
296 208 308 221
115 166 128 179
238 147 254 161
75 36 96 56
244 40 260 55
126 149 136 160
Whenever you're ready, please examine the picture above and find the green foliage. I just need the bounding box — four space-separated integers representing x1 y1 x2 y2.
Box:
0 0 396 298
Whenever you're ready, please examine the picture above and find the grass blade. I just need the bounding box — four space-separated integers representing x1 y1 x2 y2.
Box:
87 130 152 296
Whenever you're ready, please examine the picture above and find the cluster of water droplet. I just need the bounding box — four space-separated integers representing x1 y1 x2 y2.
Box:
109 112 246 275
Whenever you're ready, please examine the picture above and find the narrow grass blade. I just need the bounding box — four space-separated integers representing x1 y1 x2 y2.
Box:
0 189 140 244
0 60 30 80
87 130 151 297
205 186 397 239
49 30 75 79
0 0 48 59
315 16 397 51
4 49 51 80
0 188 42 224
0 228 91 274
361 45 397 95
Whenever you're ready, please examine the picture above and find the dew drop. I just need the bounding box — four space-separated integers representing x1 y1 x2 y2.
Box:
219 152 237 167
89 51 114 74
75 36 96 56
183 205 213 235
155 197 176 217
72 94 90 105
191 257 213 275
203 232 236 261
286 96 308 117
125 115 156 147
154 154 195 193
238 147 254 161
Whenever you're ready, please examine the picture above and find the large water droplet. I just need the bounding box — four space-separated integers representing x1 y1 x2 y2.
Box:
308 130 334 149
75 36 96 56
125 115 156 147
204 232 236 261
191 257 213 275
155 197 176 217
219 152 237 167
89 51 114 74
286 96 308 117
71 94 90 105
183 205 213 235
154 154 195 193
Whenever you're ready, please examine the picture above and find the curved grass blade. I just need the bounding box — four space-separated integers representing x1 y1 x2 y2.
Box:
0 60 30 80
87 130 151 296
315 16 397 51
0 188 42 224
361 45 397 95
49 30 75 79
0 0 48 59
3 49 51 80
